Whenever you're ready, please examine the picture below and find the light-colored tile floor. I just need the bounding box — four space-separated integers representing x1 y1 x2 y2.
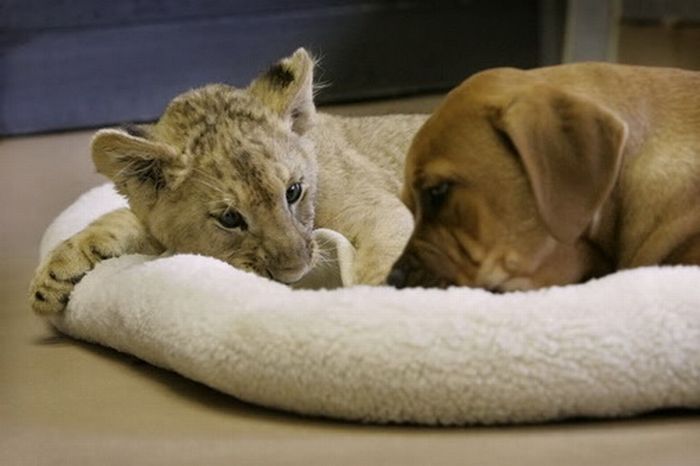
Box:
2 95 699 465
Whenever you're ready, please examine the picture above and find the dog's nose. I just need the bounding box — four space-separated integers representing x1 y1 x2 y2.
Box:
386 266 407 289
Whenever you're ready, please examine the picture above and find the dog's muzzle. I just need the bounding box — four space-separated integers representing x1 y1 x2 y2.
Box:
386 251 448 289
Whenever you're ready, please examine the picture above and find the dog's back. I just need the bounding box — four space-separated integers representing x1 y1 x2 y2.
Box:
506 63 700 267
533 63 700 146
389 62 700 290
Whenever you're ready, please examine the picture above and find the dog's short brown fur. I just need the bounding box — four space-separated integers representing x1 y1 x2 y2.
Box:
388 63 700 291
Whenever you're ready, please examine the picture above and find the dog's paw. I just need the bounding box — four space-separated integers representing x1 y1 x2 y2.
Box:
28 235 119 315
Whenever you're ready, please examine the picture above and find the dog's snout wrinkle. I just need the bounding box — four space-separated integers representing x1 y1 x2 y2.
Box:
454 233 485 265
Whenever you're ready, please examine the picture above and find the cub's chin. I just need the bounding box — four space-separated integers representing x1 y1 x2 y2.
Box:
261 237 320 285
268 264 311 285
279 238 320 284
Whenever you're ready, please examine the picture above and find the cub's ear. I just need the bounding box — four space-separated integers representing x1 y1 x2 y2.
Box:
248 47 316 135
493 84 627 244
91 126 189 201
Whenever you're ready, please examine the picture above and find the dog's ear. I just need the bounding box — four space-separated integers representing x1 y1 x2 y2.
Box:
92 126 189 204
248 48 316 135
494 84 628 244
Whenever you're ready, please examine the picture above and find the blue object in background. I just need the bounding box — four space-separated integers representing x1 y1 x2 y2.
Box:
0 1 557 135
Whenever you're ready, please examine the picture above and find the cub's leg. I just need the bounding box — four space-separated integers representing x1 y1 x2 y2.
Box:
29 208 164 315
350 196 414 285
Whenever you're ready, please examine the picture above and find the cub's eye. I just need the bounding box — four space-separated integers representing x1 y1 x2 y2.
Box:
286 182 303 204
424 182 451 210
216 209 247 230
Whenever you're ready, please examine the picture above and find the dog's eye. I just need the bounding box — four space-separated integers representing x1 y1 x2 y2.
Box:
286 182 303 204
425 182 451 209
216 209 247 230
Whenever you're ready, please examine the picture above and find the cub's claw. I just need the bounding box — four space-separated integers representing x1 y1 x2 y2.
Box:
29 236 122 314
28 208 163 315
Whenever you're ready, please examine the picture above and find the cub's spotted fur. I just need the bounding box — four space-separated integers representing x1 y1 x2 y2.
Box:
30 48 426 314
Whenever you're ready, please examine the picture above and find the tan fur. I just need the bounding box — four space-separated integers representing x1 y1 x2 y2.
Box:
388 63 700 291
30 49 424 314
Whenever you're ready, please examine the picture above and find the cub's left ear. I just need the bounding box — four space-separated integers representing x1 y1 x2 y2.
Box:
92 127 189 204
494 84 628 244
248 48 316 135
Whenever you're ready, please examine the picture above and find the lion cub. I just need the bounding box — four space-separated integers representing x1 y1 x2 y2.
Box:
30 48 426 314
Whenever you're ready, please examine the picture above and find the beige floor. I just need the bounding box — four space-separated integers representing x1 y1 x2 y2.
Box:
3 57 700 464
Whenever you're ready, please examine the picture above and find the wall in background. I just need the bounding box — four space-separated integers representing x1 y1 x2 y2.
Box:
620 0 700 69
0 1 563 136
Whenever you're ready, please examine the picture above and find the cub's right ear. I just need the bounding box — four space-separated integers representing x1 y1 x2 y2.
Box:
91 127 188 201
248 48 316 135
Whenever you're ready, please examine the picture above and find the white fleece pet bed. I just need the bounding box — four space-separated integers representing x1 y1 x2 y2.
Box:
41 184 700 425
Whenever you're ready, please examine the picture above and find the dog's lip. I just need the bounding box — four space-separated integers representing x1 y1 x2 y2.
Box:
467 268 536 292
403 238 534 291
496 276 536 292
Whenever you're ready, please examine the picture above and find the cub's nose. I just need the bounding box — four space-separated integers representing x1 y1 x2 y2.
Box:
268 263 309 284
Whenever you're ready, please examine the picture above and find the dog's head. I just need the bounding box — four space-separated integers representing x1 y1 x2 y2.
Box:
387 69 627 291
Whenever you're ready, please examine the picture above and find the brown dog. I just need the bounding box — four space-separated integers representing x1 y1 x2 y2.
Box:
387 63 700 291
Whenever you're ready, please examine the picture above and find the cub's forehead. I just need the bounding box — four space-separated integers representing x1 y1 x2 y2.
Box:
196 149 290 206
187 121 306 195
190 141 310 210
156 85 303 156
156 82 309 180
159 84 271 130
195 138 294 178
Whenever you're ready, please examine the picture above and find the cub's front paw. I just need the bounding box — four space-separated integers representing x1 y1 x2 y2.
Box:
29 237 118 315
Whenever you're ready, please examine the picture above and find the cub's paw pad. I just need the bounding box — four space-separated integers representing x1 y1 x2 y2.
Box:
88 246 115 261
28 239 101 315
48 270 86 284
29 273 74 315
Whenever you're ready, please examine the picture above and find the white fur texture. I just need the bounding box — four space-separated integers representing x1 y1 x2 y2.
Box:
42 184 700 425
